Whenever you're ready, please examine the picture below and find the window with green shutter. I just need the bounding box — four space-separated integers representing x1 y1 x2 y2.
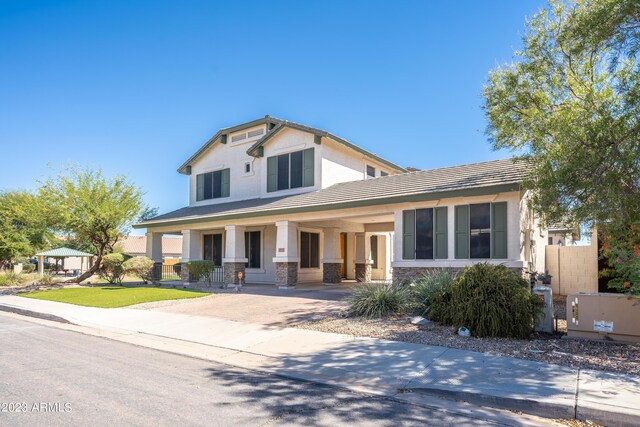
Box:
434 207 448 259
492 202 508 259
455 205 469 259
402 210 415 259
195 168 230 201
266 148 314 193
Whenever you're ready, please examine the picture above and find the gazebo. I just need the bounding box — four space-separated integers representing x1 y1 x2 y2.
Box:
34 247 94 276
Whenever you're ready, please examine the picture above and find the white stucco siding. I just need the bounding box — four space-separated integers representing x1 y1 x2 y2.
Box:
320 139 396 188
391 191 525 269
188 124 267 206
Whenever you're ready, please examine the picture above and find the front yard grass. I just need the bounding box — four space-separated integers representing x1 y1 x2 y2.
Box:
19 286 207 308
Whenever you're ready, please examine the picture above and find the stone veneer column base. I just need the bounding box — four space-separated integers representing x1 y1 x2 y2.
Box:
275 262 298 288
179 262 197 283
355 263 372 283
151 262 163 282
322 263 342 285
224 262 246 288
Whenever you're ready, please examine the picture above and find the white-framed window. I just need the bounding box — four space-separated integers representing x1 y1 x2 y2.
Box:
366 165 376 178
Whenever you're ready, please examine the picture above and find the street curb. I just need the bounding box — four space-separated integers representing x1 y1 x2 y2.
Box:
410 387 640 427
409 387 574 420
0 303 71 324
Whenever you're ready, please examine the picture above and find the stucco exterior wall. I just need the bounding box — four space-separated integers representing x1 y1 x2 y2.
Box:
545 230 598 295
320 139 394 188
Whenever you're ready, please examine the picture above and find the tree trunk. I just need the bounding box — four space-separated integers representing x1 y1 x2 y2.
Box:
65 256 102 284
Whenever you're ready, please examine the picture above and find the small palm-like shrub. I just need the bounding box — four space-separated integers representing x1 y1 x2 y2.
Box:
348 282 410 318
123 256 155 283
429 263 542 339
21 264 36 274
411 270 458 316
37 273 59 286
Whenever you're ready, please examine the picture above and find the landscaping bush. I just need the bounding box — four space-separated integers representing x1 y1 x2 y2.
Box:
0 272 27 286
37 273 59 286
21 264 36 274
429 263 542 339
410 269 458 316
348 282 411 318
123 256 155 283
173 263 182 275
99 253 127 284
185 260 215 286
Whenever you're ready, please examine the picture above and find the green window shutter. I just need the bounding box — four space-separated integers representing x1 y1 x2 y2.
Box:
267 156 277 192
221 168 230 198
434 207 448 259
455 205 469 259
402 210 415 260
492 202 508 259
196 174 204 201
302 148 314 187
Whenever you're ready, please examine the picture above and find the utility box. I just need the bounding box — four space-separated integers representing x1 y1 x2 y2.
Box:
567 293 640 343
533 286 554 334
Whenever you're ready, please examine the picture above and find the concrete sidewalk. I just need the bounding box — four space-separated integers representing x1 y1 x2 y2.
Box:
1 295 638 426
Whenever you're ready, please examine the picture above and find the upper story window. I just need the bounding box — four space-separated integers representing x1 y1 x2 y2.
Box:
366 165 376 178
380 171 388 177
267 148 314 192
196 169 230 201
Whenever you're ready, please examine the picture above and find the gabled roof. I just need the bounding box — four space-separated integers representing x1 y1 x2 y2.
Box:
35 247 94 257
177 115 407 175
116 235 182 255
138 158 526 229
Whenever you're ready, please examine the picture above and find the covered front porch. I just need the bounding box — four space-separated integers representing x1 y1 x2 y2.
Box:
145 211 395 289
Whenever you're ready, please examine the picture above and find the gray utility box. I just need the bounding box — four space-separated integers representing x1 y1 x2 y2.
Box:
533 286 554 334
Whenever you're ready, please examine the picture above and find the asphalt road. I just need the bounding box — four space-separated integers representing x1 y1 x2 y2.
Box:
0 315 533 427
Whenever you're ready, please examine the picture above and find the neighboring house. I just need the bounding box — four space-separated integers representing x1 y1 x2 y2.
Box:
134 115 582 289
117 235 183 263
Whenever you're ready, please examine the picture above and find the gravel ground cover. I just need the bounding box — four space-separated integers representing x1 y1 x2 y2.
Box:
297 294 640 376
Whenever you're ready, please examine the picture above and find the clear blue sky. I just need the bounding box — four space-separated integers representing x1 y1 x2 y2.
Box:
1 0 547 218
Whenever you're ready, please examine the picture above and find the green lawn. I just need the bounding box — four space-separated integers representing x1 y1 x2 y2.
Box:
19 286 208 308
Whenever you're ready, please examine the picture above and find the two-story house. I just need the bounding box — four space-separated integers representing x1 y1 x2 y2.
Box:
135 115 547 288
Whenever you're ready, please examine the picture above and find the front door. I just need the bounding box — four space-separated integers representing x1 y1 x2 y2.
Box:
340 233 347 278
203 234 223 266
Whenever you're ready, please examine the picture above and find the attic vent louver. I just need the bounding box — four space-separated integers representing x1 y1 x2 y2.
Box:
231 132 247 142
247 129 264 138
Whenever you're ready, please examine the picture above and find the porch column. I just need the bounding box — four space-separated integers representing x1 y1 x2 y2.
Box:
273 220 299 288
322 227 342 285
146 231 163 282
223 225 247 288
354 232 373 282
37 255 44 275
180 229 202 282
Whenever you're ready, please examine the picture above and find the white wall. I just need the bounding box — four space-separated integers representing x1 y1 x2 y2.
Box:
391 191 525 269
320 140 395 188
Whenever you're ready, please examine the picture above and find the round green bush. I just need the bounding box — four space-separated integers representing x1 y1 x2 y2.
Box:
123 256 155 282
348 282 410 318
429 263 542 339
21 264 36 274
99 253 127 284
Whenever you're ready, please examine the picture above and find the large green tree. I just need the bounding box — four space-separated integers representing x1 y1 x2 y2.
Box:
483 0 640 294
0 191 50 266
39 166 147 283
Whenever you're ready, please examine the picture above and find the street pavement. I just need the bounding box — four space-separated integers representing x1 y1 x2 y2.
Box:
0 315 547 426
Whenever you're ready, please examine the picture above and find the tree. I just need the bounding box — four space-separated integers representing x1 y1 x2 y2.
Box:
39 166 147 283
483 0 640 294
0 191 50 266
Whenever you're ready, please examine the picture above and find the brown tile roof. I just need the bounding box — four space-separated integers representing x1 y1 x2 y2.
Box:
117 236 182 256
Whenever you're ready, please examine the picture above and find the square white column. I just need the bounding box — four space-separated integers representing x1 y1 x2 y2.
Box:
272 220 299 263
223 225 248 263
354 232 373 264
146 232 163 263
322 227 343 264
181 229 203 262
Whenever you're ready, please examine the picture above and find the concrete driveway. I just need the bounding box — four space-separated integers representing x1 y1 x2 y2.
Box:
134 283 354 327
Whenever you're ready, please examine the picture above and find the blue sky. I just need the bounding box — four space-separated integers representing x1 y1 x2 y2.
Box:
0 0 547 219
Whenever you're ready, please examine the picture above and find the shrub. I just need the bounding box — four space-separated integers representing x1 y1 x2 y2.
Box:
37 273 59 286
173 263 182 275
410 270 458 316
99 253 127 284
348 282 411 318
123 257 155 283
430 263 542 339
185 260 215 286
0 272 27 286
21 264 36 274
